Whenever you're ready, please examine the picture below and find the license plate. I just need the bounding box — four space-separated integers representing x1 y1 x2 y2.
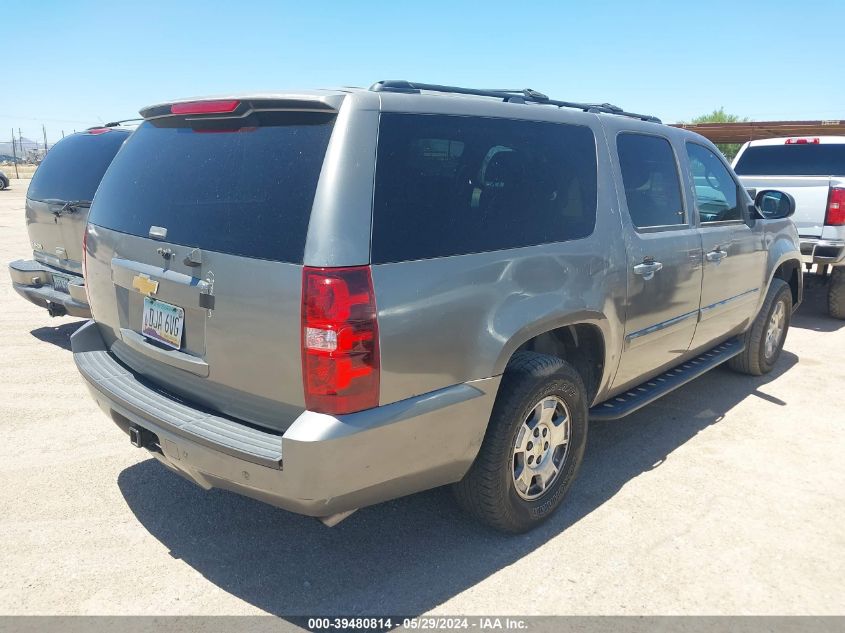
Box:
142 297 184 350
52 273 71 294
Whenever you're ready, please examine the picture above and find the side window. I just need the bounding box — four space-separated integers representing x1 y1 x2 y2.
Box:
617 133 685 229
686 142 742 223
372 114 598 263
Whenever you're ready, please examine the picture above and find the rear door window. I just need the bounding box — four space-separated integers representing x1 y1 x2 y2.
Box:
372 113 598 263
734 144 845 176
27 130 129 202
89 113 335 263
616 133 686 229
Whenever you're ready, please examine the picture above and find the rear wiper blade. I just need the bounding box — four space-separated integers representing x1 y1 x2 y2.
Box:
50 200 92 216
65 200 92 209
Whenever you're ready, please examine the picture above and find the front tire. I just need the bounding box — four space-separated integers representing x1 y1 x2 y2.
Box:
728 278 792 376
453 352 588 533
828 267 845 320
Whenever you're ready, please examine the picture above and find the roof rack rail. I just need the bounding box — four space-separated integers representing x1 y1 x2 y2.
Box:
369 80 661 124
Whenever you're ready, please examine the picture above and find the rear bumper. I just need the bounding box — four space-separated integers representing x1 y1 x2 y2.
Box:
9 259 91 318
799 238 845 266
71 320 498 518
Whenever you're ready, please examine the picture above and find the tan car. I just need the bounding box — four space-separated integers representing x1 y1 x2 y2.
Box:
73 82 802 532
9 125 131 317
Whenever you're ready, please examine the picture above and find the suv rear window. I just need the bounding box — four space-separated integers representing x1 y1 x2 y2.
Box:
372 113 598 263
89 113 335 263
27 130 129 203
734 144 845 176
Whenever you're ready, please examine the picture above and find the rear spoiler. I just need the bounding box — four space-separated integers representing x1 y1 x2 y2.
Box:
140 97 339 120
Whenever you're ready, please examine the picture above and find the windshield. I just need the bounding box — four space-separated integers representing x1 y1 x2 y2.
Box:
27 130 129 202
734 144 845 176
88 114 335 263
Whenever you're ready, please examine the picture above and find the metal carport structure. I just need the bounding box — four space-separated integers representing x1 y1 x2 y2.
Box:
671 120 845 143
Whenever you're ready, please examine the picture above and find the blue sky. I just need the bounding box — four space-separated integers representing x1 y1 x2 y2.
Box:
3 0 843 144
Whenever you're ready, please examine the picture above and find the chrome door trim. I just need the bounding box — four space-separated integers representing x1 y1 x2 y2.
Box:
700 287 760 315
625 309 699 346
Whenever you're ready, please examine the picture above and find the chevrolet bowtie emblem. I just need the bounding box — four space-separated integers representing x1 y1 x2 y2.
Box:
132 274 159 296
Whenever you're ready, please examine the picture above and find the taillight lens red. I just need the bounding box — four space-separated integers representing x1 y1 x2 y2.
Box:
170 100 240 115
85 127 111 135
826 187 845 226
785 137 820 144
82 227 91 306
81 228 88 277
302 266 379 415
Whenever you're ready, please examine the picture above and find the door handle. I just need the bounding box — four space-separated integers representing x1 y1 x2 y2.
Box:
706 249 728 263
633 260 664 281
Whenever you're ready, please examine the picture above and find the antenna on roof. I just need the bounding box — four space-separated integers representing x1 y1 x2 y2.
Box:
104 118 143 128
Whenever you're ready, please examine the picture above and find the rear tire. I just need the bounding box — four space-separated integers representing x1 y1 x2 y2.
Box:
828 267 845 320
0 179 7 191
453 352 588 533
728 278 792 376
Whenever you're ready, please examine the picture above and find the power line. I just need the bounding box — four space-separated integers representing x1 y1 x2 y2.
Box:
0 113 98 124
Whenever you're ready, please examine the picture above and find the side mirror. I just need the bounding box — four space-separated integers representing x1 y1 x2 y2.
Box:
754 189 796 219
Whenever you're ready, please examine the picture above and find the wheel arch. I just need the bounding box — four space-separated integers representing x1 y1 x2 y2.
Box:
761 225 802 312
493 312 614 406
769 255 803 310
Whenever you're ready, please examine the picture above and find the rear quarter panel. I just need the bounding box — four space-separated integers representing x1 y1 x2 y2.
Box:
370 111 627 406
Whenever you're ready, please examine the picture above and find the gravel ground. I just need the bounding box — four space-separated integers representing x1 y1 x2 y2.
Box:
1 179 843 619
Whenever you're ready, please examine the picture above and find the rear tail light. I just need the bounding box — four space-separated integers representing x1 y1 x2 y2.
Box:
81 228 87 279
826 187 845 226
81 227 91 306
170 100 240 115
785 137 820 144
302 266 379 415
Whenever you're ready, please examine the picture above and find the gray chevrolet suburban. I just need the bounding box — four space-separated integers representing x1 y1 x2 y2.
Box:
71 82 802 532
9 125 132 318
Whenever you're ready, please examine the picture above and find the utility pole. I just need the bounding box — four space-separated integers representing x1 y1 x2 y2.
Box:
42 124 48 155
18 128 23 162
10 129 19 178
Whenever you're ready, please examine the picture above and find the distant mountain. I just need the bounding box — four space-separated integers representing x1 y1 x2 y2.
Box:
0 136 40 159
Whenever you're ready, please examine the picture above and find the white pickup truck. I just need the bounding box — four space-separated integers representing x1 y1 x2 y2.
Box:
733 136 845 318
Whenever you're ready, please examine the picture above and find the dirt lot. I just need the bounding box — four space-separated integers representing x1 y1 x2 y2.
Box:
0 179 843 619
1 164 37 180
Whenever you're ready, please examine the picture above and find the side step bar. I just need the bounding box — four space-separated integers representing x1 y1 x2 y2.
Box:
589 337 745 421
